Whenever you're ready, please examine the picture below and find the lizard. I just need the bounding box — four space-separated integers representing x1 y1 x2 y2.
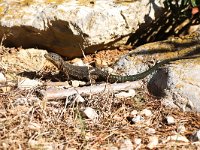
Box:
44 51 198 83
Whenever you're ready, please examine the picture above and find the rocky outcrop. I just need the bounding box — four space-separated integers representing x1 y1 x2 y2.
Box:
0 0 165 58
149 58 200 112
114 36 200 112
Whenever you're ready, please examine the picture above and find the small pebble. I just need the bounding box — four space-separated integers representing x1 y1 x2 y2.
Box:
140 109 152 117
134 138 142 145
191 130 200 142
78 81 87 86
131 115 144 124
177 124 186 134
71 58 84 66
115 89 136 98
83 107 98 121
74 94 85 103
130 110 138 116
147 136 158 149
165 134 189 143
165 115 175 125
71 80 80 87
66 94 84 105
120 138 133 150
0 72 6 84
147 128 156 134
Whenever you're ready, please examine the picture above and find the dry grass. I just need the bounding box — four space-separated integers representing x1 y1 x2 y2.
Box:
0 87 200 149
0 46 200 149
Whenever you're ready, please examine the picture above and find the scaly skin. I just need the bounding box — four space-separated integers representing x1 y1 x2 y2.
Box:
44 52 197 83
44 53 90 81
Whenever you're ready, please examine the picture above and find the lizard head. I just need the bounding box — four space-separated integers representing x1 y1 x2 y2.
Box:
44 52 64 69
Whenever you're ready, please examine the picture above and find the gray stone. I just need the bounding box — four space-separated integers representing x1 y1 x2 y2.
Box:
149 58 200 112
131 115 144 124
114 38 200 112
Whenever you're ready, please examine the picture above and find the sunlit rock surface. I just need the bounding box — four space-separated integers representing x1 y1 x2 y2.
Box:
114 38 200 112
0 0 165 58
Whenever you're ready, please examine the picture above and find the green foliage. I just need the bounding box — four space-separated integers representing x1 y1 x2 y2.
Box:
183 0 200 7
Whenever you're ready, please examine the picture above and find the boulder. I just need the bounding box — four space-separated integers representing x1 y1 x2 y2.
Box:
0 0 165 58
148 58 200 112
114 37 200 112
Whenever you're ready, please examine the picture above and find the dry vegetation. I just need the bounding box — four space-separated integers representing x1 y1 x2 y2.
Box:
0 45 200 149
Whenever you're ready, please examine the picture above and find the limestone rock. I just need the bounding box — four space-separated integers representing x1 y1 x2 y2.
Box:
149 58 200 112
0 0 165 58
114 36 200 112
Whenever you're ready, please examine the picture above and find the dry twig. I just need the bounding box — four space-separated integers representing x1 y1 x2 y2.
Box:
41 81 142 100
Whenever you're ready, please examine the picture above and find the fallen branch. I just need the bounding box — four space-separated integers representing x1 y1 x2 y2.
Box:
41 81 142 100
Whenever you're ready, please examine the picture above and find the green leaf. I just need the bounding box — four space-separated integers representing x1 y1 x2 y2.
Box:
191 0 197 6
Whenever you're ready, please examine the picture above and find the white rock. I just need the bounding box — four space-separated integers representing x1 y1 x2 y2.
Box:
128 89 136 97
165 134 189 143
74 94 85 103
132 115 144 124
0 72 6 84
147 128 156 135
134 138 142 145
140 109 152 117
165 116 175 125
191 130 200 142
65 94 85 105
115 89 136 98
177 124 186 134
83 107 98 121
147 136 158 149
71 58 85 66
78 81 87 86
120 138 133 150
149 58 200 112
130 110 138 116
71 80 80 87
18 78 42 89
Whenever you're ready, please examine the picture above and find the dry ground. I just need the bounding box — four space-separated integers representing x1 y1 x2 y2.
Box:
0 45 200 149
